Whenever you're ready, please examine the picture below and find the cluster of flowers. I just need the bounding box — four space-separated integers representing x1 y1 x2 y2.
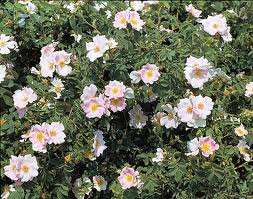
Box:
0 34 18 54
84 130 107 161
86 35 117 62
4 155 39 182
113 10 145 31
234 124 251 161
126 1 159 12
81 81 134 118
186 136 219 157
38 42 72 77
20 122 66 153
184 4 232 42
184 56 213 89
12 87 37 118
130 64 160 85
154 95 214 129
245 82 253 97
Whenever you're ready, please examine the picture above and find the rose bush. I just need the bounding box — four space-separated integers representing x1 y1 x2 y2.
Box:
0 1 253 198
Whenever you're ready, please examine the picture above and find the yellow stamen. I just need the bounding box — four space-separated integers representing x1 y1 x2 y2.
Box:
0 119 6 126
111 98 121 106
119 18 126 25
48 63 54 70
201 143 210 153
64 154 71 162
146 70 154 78
236 128 245 136
96 178 105 187
194 70 202 79
3 185 9 193
21 164 29 173
90 104 98 112
212 23 220 29
197 103 204 110
55 85 62 93
186 106 193 113
167 112 174 120
37 131 44 142
22 96 29 102
125 174 133 182
95 46 101 52
50 130 57 137
112 87 119 95
0 39 7 48
130 18 138 26
58 60 65 68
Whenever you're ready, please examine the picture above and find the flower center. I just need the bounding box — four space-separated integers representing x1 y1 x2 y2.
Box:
194 69 202 79
37 131 44 142
119 18 126 25
186 106 193 113
95 46 101 52
125 174 133 182
130 18 138 26
167 112 174 120
96 178 105 187
21 164 30 173
110 98 121 106
50 130 57 137
239 146 246 155
197 103 204 110
12 164 17 172
146 70 154 78
0 39 7 48
212 23 220 29
0 119 6 126
55 85 62 93
3 185 9 193
58 60 65 67
90 104 98 112
201 143 211 153
236 128 245 136
22 96 29 102
48 63 54 70
112 87 119 95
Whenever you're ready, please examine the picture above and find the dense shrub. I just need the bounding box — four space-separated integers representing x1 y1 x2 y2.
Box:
0 1 253 199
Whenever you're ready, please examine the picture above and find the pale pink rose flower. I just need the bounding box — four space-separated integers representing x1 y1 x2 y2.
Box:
221 26 232 42
13 87 37 109
237 140 251 162
86 35 109 62
4 155 23 181
129 11 145 31
80 84 97 101
29 124 49 153
185 138 200 156
98 94 111 116
198 136 219 157
191 95 214 119
40 42 57 56
19 155 39 182
0 34 18 54
130 1 144 11
186 56 209 68
160 104 180 129
49 78 65 99
129 71 141 84
16 107 28 118
245 82 253 97
234 124 248 137
54 50 72 76
185 4 202 18
93 176 107 191
177 98 195 123
200 14 228 36
113 10 129 29
104 80 126 99
40 56 55 77
139 64 160 84
118 167 139 189
81 97 105 118
93 130 107 157
109 97 126 112
46 122 66 145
